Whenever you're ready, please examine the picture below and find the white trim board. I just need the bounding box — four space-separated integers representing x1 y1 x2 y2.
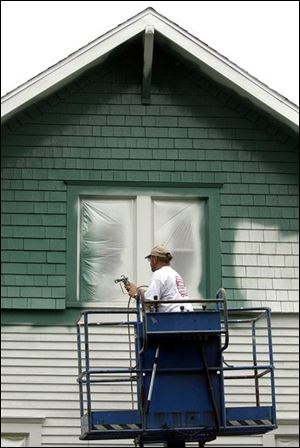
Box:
1 8 298 132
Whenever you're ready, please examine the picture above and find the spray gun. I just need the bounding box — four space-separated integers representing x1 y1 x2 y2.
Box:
114 275 130 293
114 275 148 301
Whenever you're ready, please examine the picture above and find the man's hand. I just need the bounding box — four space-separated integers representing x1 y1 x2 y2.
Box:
126 282 138 298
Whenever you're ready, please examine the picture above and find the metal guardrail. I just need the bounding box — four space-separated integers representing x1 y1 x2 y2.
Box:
76 291 276 441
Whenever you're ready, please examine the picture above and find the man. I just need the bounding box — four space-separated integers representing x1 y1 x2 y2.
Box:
126 244 193 312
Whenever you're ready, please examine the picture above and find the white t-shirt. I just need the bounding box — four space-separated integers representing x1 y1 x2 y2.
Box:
144 266 194 312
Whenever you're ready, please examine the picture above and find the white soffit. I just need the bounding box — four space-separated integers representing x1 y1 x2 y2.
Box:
1 8 299 132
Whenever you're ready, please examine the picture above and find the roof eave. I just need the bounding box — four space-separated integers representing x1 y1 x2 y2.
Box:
1 8 299 133
1 9 152 123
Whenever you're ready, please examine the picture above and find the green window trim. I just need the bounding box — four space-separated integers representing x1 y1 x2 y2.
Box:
66 182 222 307
1 182 222 313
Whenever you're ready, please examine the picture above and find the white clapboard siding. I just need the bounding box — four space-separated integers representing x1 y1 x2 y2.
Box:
1 313 299 447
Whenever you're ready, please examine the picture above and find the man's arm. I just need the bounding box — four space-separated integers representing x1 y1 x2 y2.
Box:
126 273 160 300
126 282 139 298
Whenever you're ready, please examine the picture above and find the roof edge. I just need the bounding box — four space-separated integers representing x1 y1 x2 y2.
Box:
1 7 299 133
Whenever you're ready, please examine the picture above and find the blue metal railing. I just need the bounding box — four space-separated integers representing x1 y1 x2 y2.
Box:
76 292 276 443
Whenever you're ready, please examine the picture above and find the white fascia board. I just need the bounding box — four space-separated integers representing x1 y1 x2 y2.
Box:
148 14 299 132
1 14 152 122
1 9 298 132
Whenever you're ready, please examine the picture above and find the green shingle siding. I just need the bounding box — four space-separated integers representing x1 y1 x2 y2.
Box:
1 43 298 313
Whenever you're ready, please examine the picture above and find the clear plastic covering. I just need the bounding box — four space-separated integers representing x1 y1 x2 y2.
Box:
79 196 206 302
80 199 134 301
1 436 27 447
153 199 205 299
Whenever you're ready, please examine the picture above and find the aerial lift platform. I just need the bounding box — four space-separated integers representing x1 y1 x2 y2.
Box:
76 289 277 447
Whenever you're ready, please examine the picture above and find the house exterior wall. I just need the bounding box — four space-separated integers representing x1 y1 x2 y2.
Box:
1 42 299 446
1 314 299 447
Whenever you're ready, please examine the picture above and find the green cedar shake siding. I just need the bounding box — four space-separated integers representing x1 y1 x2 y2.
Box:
1 42 299 313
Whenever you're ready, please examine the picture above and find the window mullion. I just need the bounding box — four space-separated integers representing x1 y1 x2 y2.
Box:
136 195 152 287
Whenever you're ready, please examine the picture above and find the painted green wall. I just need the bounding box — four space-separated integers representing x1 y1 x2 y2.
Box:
1 41 298 323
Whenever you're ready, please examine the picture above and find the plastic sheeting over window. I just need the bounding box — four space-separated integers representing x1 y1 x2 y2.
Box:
80 199 134 302
153 199 205 299
1 435 27 447
79 196 206 302
276 437 299 447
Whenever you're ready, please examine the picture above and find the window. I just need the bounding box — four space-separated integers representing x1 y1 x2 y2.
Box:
153 198 205 299
1 435 27 447
80 198 135 302
66 185 221 306
1 417 44 447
